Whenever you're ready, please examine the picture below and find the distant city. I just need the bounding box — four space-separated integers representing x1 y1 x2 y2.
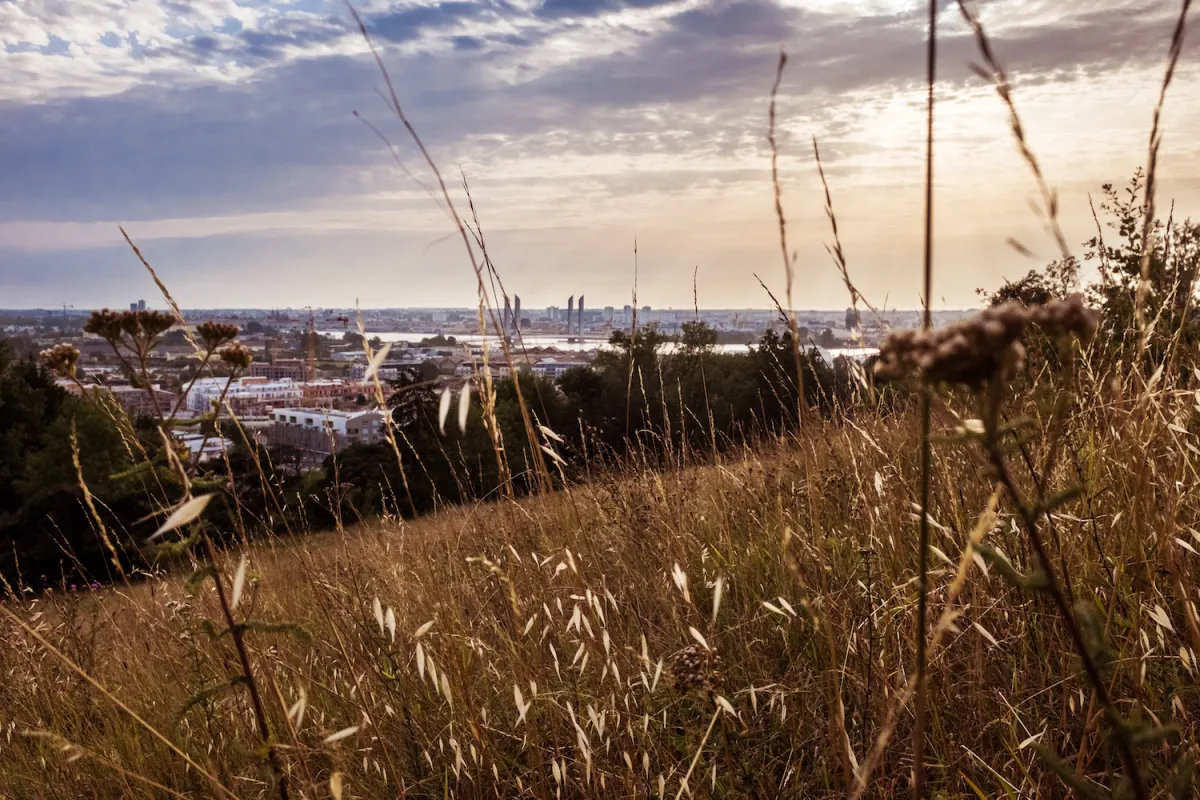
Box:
2 302 976 342
0 301 975 467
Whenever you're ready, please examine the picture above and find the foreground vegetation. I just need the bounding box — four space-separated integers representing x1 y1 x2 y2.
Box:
5 0 1200 795
4 225 1200 795
3 353 1200 798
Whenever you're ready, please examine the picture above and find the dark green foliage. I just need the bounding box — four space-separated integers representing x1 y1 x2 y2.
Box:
0 338 67 518
981 169 1200 374
2 323 859 587
0 338 182 588
290 325 856 530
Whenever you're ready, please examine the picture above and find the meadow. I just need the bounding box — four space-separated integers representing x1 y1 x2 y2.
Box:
4 359 1200 798
2 0 1200 797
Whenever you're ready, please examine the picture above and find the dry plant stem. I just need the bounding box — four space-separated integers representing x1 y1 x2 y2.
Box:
981 406 1147 800
120 227 199 351
28 734 195 800
953 0 1070 263
913 0 936 795
1089 194 1114 289
460 178 552 491
625 240 640 442
198 530 290 798
851 488 1002 800
357 310 421 516
1136 0 1193 351
812 137 882 328
71 421 125 580
673 707 721 800
768 50 805 424
694 268 719 458
0 604 240 800
348 6 549 498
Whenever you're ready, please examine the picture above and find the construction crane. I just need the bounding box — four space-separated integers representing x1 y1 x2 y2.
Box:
303 306 316 388
61 303 73 322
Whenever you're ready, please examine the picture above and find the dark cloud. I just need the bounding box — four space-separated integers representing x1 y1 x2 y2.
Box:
142 10 350 66
533 0 680 20
367 2 498 43
237 24 343 60
0 55 386 222
452 35 486 50
0 0 1191 231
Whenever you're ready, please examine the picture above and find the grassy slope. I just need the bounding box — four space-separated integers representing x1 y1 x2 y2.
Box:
1 396 1198 798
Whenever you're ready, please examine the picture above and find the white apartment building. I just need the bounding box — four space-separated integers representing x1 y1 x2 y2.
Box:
271 407 383 435
187 376 303 414
268 408 386 458
454 361 516 379
531 358 589 379
350 361 425 381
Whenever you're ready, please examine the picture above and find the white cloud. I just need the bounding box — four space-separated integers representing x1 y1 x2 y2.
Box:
2 0 1199 308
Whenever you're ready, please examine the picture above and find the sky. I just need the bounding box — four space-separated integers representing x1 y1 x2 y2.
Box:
0 0 1198 311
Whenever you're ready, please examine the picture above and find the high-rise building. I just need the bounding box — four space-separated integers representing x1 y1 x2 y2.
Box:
503 297 513 332
137 299 146 312
513 295 521 333
567 296 574 334
603 306 614 322
129 302 138 311
577 295 584 335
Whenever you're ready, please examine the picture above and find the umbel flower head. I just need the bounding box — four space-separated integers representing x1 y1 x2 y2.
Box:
40 344 81 378
82 309 125 342
219 342 253 371
874 295 1098 388
121 310 175 342
197 321 239 351
83 309 176 352
670 644 723 695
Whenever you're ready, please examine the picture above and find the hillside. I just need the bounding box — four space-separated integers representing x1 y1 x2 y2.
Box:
3 390 1198 797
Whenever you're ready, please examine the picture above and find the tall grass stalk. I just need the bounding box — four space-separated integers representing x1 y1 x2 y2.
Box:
912 0 937 795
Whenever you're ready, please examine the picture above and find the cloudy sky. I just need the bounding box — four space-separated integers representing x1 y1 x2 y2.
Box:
0 0 1196 311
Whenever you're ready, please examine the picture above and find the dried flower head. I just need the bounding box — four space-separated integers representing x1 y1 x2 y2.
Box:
874 295 1097 388
120 310 175 343
219 342 253 371
1029 293 1098 341
84 309 177 353
197 321 239 351
670 644 723 695
40 344 80 378
83 309 125 343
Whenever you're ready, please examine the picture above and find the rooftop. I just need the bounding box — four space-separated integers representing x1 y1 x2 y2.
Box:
273 407 379 419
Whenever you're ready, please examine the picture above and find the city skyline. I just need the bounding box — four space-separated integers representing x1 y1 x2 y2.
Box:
0 303 959 315
2 0 1198 309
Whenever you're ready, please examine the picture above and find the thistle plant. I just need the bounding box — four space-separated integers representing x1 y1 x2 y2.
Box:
875 296 1183 799
42 308 297 799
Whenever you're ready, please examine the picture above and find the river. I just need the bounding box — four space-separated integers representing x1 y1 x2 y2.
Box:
321 331 877 361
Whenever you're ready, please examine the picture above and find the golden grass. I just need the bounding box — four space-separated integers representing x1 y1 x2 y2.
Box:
4 381 1200 797
7 3 1198 796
